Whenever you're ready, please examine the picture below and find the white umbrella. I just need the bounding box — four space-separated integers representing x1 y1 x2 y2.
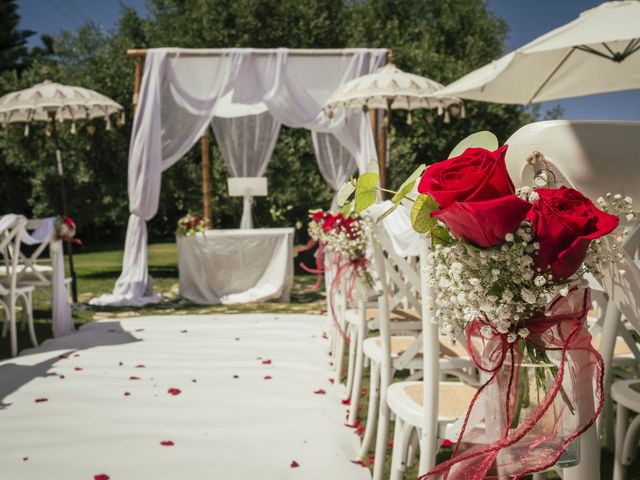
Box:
325 61 462 190
0 76 124 302
436 1 640 104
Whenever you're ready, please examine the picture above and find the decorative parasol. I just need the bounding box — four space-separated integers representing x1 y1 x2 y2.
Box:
0 73 124 302
436 1 640 103
324 60 462 191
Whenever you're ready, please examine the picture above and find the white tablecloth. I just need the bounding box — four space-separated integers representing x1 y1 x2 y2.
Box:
177 228 294 305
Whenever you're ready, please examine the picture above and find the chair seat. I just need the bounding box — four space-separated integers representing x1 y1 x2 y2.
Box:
387 380 478 430
345 307 422 331
363 335 471 369
611 380 640 411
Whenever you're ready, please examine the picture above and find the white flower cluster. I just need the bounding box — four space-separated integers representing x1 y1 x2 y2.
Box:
597 193 635 223
308 214 370 263
430 222 576 342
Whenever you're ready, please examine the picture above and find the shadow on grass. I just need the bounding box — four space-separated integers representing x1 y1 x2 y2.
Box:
80 267 178 280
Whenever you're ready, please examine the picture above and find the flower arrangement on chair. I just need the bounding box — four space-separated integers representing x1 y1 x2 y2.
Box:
338 132 634 479
55 216 81 245
176 213 206 237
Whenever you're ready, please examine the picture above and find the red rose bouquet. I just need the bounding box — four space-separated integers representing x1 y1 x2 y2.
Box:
176 213 205 236
339 132 634 479
55 216 81 245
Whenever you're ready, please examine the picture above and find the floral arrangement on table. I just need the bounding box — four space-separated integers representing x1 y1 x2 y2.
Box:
175 213 206 237
338 132 634 479
55 216 81 245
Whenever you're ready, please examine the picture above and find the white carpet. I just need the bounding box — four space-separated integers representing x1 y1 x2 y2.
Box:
0 314 370 480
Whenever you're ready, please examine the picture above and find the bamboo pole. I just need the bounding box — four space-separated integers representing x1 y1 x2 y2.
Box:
126 48 389 58
200 134 212 228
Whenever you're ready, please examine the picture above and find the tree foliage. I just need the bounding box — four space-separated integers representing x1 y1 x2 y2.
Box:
0 0 547 245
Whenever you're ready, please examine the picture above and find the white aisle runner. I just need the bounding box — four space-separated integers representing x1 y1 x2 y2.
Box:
0 315 370 480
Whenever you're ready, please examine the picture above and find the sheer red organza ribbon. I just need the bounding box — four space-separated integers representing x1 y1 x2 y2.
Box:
298 239 326 290
328 256 369 344
421 287 604 480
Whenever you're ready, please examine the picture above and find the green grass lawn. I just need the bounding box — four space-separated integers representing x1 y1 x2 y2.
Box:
2 241 326 360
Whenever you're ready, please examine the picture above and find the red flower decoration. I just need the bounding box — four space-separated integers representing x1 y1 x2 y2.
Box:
94 475 110 480
341 399 350 405
74 367 83 371
261 359 272 365
167 388 181 396
351 460 367 468
527 187 619 279
35 398 48 403
441 439 454 448
314 389 326 395
160 440 174 446
290 460 300 468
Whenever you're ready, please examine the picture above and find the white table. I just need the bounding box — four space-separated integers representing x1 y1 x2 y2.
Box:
177 228 294 305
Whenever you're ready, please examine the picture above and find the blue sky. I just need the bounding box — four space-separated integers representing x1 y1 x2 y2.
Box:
16 0 640 120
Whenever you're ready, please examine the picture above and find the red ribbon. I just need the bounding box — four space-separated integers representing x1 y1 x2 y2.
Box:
298 239 326 290
421 287 604 480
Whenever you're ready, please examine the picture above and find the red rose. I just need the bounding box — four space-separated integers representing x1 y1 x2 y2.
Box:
311 211 325 223
418 146 530 248
341 216 358 238
63 217 75 229
322 213 342 232
527 187 619 279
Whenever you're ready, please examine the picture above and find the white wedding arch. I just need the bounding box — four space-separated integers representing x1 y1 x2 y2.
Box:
91 47 390 307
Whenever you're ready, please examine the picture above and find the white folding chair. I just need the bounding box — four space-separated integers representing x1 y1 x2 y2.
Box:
611 379 640 480
0 216 37 357
357 225 476 480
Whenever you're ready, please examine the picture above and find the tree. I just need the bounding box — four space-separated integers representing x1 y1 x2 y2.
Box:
0 0 34 72
0 0 547 245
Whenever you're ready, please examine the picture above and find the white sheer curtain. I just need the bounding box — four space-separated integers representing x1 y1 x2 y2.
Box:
92 47 386 307
312 132 357 210
212 112 281 228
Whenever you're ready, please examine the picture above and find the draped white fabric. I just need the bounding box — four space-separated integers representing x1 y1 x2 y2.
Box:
212 112 281 229
92 47 386 307
3 216 74 337
312 132 358 210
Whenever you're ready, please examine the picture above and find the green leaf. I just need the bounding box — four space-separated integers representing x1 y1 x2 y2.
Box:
392 164 426 204
431 225 453 246
341 199 354 216
355 172 379 213
336 180 356 207
448 131 499 159
410 193 438 233
375 203 398 223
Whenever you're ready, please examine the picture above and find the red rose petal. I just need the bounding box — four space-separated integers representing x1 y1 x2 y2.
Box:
368 456 375 465
342 399 350 405
129 376 140 380
167 388 181 396
329 379 334 384
355 427 365 436
351 460 367 468
59 353 70 359
118 362 123 366
234 337 240 341
261 359 272 365
135 364 145 368
124 392 131 396
22 457 28 461
233 375 239 379
180 330 188 333
160 440 174 446
94 475 110 480
74 367 83 371
290 460 299 468
264 375 272 380
135 328 145 332
441 439 453 448
314 389 326 395
386 441 393 449
191 379 197 383
59 375 65 379
35 398 48 403
73 354 80 357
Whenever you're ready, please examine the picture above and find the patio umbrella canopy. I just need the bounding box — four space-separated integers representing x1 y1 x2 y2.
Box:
436 0 640 103
325 61 462 190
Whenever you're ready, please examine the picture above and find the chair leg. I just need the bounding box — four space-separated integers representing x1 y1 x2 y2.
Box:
333 326 346 384
406 427 419 468
347 323 366 425
24 294 37 347
390 416 413 480
372 367 392 480
613 402 629 480
9 299 17 357
357 360 380 459
343 324 357 400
